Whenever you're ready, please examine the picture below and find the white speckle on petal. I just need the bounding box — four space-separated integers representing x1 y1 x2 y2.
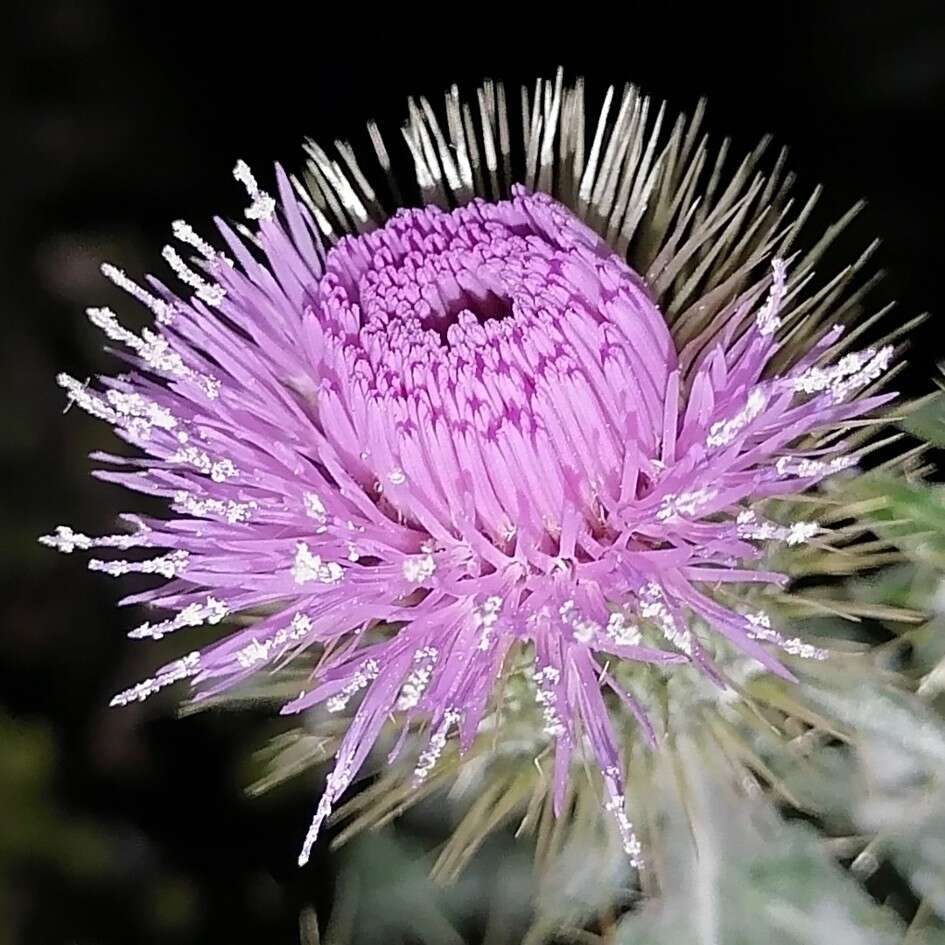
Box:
403 553 436 583
292 542 343 585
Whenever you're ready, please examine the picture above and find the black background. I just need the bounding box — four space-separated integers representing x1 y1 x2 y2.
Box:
2 4 945 943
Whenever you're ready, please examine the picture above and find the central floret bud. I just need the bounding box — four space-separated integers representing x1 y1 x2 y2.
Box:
310 188 677 571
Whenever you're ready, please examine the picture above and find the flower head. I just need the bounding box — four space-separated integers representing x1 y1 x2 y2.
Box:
44 73 896 867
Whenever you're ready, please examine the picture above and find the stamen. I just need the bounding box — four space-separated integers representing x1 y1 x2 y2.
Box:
657 487 717 521
235 613 313 668
707 389 767 449
297 759 353 866
233 160 276 222
173 491 255 524
128 595 227 640
414 708 461 782
603 768 643 867
605 795 643 864
793 345 893 403
170 446 238 482
100 263 174 324
325 658 380 712
39 524 147 554
58 373 119 425
533 666 566 737
775 455 855 479
639 583 691 654
161 246 226 306
87 307 192 378
89 550 189 579
474 596 503 651
172 219 232 266
105 389 177 434
746 612 827 660
396 646 439 710
109 651 201 707
736 510 819 545
755 257 787 337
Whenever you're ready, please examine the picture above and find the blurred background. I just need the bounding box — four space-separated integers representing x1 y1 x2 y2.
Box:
2 3 945 943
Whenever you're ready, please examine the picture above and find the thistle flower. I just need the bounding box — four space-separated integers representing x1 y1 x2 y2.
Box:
43 72 897 868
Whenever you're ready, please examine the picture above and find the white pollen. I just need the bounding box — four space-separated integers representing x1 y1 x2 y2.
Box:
58 373 119 425
755 257 787 337
413 709 461 783
639 582 691 655
533 665 566 738
161 245 226 306
304 492 327 522
498 521 517 542
403 553 436 583
292 542 343 585
603 785 643 867
474 595 503 650
170 446 238 482
171 219 232 267
606 611 641 647
736 510 820 546
233 160 276 222
109 651 201 707
792 345 893 403
775 455 855 479
746 611 827 660
657 487 717 521
707 389 768 449
559 600 600 643
200 376 221 400
39 524 149 554
297 759 353 866
325 659 379 713
396 646 439 711
87 308 189 380
173 491 255 524
234 613 314 670
129 595 227 640
100 263 174 324
89 550 189 580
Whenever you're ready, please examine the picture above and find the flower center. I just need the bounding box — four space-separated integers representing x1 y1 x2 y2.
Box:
311 189 677 562
420 281 515 346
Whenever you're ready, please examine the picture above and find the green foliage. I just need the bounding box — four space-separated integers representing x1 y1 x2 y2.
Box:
843 475 945 569
617 738 909 945
899 392 945 447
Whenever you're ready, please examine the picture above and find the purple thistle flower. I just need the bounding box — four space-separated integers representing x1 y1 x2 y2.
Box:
43 74 896 868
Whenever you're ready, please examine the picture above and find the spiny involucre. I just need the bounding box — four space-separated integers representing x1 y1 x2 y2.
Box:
43 73 897 867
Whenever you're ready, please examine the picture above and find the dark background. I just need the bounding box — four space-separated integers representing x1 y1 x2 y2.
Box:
2 4 944 943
